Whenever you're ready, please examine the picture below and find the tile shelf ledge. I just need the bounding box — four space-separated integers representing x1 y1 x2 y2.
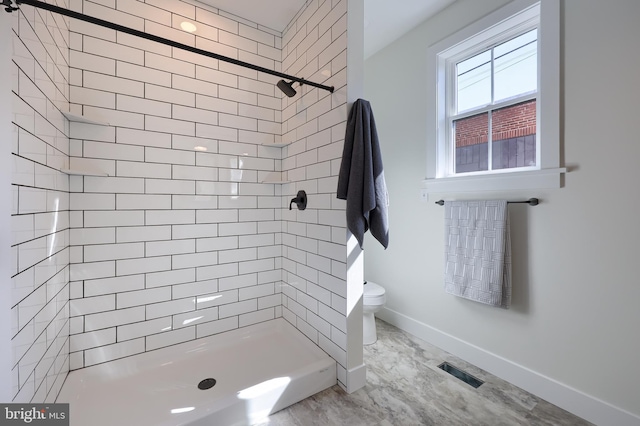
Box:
261 173 290 184
261 142 291 148
60 168 110 177
62 111 111 126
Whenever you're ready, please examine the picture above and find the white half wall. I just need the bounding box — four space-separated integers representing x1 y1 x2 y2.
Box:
364 0 640 424
345 0 365 393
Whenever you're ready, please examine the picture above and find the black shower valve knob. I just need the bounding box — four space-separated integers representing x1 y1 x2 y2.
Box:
289 190 307 211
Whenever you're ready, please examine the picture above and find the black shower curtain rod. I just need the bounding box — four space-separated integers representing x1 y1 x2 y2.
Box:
3 0 335 94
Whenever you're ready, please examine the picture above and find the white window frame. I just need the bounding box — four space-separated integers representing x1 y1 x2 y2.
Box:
424 0 564 194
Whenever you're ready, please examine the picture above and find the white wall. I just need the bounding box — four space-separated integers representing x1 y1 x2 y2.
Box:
8 0 72 403
364 0 640 424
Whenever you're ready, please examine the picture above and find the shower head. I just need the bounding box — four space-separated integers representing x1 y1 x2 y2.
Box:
277 80 297 97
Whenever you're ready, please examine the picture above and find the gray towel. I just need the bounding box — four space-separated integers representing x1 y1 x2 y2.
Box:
337 99 389 249
444 200 512 308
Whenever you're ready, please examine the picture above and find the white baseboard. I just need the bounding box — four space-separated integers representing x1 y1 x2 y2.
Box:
377 307 640 426
345 363 367 394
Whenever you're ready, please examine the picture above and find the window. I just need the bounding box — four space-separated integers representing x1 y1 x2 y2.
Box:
425 0 564 194
454 28 537 174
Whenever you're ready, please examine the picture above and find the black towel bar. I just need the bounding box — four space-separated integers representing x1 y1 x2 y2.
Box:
435 198 539 206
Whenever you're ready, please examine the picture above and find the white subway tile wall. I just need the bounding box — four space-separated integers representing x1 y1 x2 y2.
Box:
11 0 71 403
280 0 350 388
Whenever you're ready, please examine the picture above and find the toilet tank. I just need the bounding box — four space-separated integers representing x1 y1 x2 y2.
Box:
363 281 386 305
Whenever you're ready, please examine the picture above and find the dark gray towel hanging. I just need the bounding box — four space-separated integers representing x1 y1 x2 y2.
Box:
337 99 389 249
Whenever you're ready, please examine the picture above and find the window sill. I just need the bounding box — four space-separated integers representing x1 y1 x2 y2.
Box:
422 167 566 195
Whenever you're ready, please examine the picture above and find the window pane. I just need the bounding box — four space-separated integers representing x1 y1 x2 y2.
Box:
456 50 491 113
494 29 537 102
492 99 537 169
454 112 488 173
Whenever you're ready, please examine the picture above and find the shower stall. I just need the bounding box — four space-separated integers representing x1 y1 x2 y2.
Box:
2 0 365 421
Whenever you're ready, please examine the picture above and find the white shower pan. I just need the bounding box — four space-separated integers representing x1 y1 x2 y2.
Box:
57 319 336 426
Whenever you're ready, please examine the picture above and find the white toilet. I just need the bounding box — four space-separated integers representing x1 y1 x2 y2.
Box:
362 281 386 345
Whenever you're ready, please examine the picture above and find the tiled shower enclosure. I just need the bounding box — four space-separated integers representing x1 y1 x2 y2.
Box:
9 0 361 404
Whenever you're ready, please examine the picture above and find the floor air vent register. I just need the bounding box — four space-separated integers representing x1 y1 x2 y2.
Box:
438 362 484 388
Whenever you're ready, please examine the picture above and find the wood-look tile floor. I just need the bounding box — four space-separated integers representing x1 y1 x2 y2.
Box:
264 319 592 426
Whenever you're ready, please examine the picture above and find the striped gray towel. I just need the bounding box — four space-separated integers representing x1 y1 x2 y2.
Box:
444 200 512 309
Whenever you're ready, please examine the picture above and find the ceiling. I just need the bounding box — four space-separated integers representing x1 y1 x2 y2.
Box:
197 0 305 33
198 0 457 58
363 0 456 58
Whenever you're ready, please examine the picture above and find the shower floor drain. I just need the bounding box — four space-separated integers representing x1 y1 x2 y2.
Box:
198 378 217 390
438 362 484 388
